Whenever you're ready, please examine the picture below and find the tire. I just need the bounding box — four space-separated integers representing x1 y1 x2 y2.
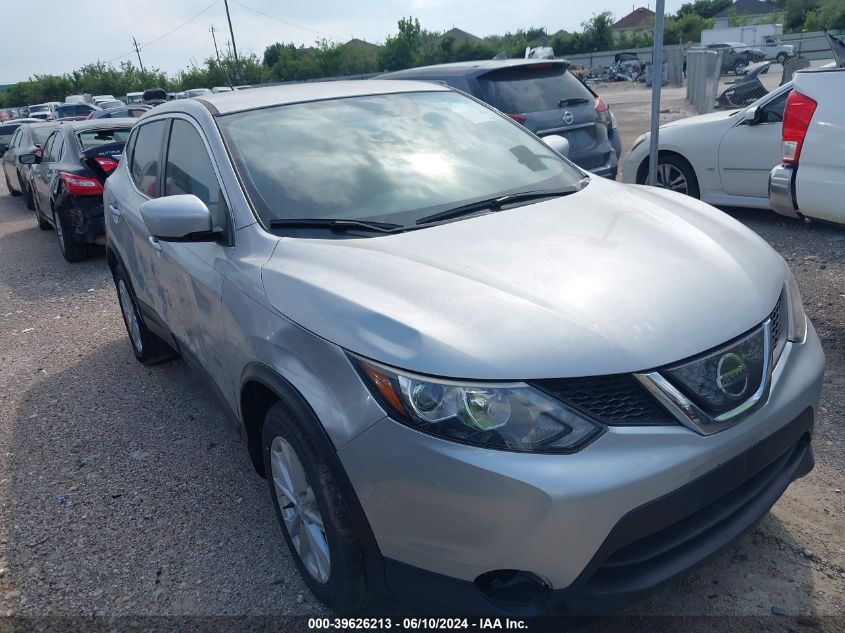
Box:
22 179 35 211
262 401 370 613
776 52 787 64
4 171 21 197
638 154 700 199
34 194 51 230
112 262 178 365
52 206 89 262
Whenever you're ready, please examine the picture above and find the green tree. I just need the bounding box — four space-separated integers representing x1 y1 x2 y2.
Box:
379 17 423 71
581 12 615 52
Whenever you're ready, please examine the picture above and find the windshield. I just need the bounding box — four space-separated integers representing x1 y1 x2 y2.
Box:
218 91 582 228
76 128 131 149
29 105 50 113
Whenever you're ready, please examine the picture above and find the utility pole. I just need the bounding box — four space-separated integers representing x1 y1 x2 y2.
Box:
133 37 146 73
211 26 235 90
210 25 221 62
223 0 242 83
647 0 665 187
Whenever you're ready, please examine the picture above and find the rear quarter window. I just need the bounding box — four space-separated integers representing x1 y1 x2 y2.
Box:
477 65 594 114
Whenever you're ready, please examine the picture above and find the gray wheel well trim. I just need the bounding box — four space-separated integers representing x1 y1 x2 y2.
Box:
239 362 340 476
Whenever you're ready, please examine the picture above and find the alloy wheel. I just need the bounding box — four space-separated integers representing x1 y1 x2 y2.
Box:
118 278 143 353
655 163 689 194
270 436 331 583
53 209 66 254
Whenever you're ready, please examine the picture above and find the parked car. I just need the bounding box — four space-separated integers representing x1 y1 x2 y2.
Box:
1 121 60 208
94 100 126 110
0 118 42 157
65 94 92 104
761 36 795 63
126 91 145 104
56 103 100 118
623 82 791 209
184 88 213 98
142 88 168 105
104 81 822 616
705 43 767 74
88 105 151 119
21 119 134 261
770 66 845 224
28 102 60 120
381 59 621 178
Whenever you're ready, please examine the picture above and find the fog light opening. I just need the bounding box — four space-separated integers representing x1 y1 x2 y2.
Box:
474 570 552 607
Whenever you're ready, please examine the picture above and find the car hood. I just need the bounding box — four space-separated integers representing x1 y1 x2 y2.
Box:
661 109 739 130
261 178 787 379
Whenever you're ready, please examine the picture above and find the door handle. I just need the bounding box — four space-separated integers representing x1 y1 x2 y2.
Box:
148 236 162 252
109 203 121 223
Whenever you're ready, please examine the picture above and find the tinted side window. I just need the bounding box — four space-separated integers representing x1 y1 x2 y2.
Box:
164 119 226 229
130 120 168 198
50 134 64 162
760 90 789 123
41 133 56 160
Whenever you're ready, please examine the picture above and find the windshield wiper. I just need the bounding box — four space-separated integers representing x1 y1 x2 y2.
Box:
415 187 581 226
268 218 405 234
558 97 590 107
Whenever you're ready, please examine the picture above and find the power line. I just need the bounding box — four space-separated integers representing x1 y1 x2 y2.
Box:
105 0 222 65
228 0 340 42
141 0 221 50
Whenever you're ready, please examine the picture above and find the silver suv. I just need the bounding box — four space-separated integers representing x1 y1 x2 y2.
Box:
104 81 824 616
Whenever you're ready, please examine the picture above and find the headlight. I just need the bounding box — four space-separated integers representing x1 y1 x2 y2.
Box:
353 358 604 453
787 270 807 343
630 133 648 152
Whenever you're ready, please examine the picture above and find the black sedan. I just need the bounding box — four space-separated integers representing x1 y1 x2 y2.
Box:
20 119 135 262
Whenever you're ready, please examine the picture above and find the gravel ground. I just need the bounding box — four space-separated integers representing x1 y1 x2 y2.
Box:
0 94 843 632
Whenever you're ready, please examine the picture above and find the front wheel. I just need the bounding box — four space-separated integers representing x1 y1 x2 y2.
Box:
4 171 21 197
22 178 35 211
776 52 788 63
262 402 370 612
638 154 700 199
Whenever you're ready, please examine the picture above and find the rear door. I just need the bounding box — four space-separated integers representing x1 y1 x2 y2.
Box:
2 128 21 183
475 64 611 172
109 119 169 314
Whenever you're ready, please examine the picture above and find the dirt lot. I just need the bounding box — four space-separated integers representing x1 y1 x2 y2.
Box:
0 87 843 631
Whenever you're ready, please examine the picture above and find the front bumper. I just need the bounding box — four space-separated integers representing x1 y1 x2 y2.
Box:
769 164 800 219
338 324 824 615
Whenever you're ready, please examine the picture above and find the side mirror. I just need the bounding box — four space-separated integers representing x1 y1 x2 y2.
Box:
18 152 41 165
140 194 217 242
743 105 761 125
543 134 571 158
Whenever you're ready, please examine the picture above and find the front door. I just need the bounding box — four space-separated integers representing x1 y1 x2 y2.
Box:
155 116 233 376
718 88 789 200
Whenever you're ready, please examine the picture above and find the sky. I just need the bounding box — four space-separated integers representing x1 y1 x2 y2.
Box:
0 0 687 83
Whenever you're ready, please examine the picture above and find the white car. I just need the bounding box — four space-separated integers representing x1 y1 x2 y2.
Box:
623 83 792 210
